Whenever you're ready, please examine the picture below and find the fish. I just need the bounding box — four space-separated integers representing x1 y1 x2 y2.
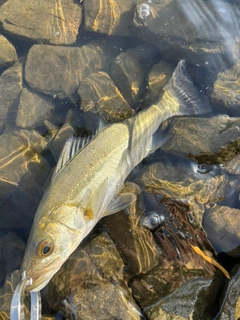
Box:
20 60 211 292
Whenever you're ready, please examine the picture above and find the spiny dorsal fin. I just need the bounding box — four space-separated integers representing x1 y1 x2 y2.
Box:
52 134 95 179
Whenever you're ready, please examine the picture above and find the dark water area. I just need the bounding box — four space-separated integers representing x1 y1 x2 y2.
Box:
1 0 240 319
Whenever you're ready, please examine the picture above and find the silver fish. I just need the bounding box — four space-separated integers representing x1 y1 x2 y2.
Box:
20 60 211 292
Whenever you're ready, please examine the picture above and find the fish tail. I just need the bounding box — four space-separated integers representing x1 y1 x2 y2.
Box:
160 60 212 116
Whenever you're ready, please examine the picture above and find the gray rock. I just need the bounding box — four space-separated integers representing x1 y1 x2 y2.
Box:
16 88 55 129
0 129 50 229
133 0 238 68
25 43 108 99
144 60 174 106
203 205 240 257
78 71 134 121
0 0 82 45
0 232 25 284
0 62 22 133
144 277 222 320
103 196 160 275
161 116 240 162
0 270 29 320
217 265 240 320
47 232 143 320
0 35 17 69
84 0 143 36
110 52 146 107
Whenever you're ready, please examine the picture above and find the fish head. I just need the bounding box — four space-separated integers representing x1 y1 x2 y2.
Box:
21 204 87 292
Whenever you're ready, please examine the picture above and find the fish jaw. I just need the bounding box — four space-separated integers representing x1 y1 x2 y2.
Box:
23 256 62 292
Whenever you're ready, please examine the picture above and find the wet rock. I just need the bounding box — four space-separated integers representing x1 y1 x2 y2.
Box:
78 71 134 121
0 0 82 45
84 0 142 36
216 265 240 320
0 35 17 69
0 129 50 229
44 121 75 162
210 53 240 114
110 52 146 107
16 88 55 129
144 60 174 106
133 0 237 68
143 276 222 320
203 205 240 257
0 62 22 133
103 196 160 275
224 154 240 175
47 232 143 320
138 159 236 209
25 43 108 99
161 116 240 162
0 232 25 284
0 270 29 319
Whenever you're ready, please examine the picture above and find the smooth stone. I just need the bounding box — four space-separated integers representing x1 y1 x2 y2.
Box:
78 71 134 121
203 205 240 257
0 129 50 229
103 193 160 275
217 265 240 319
16 88 55 129
143 277 222 320
224 154 240 175
210 52 240 114
0 0 82 45
25 43 108 99
144 60 174 106
0 270 29 319
161 116 240 162
47 232 143 320
0 232 25 284
110 52 146 107
0 63 22 133
0 35 17 69
84 0 143 36
133 0 237 68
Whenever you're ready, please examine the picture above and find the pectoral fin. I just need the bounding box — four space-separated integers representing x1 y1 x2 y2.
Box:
88 178 109 219
103 182 141 217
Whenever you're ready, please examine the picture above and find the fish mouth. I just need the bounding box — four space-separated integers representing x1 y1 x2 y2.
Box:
25 259 61 292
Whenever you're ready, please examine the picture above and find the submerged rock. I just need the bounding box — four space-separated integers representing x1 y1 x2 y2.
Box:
161 116 240 163
16 88 55 129
203 205 240 257
216 265 240 320
133 0 237 68
47 232 143 320
0 35 18 69
78 71 134 122
0 0 82 45
143 276 222 320
110 52 146 107
103 193 160 275
0 130 50 229
0 232 25 284
144 60 174 106
84 0 142 36
0 62 22 133
25 43 109 99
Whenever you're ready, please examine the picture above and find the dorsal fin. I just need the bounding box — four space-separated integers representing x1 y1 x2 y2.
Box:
52 134 95 179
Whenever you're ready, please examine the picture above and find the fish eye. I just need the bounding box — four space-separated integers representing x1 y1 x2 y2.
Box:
36 239 54 257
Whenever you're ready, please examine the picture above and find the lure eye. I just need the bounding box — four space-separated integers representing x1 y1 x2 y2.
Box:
36 240 54 257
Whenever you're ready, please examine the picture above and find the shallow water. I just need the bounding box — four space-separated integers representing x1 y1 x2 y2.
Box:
1 0 240 319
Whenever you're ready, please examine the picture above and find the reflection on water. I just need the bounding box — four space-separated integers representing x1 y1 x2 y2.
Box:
0 0 240 319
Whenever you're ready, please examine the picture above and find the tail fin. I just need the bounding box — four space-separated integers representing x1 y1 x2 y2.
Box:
162 60 212 116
